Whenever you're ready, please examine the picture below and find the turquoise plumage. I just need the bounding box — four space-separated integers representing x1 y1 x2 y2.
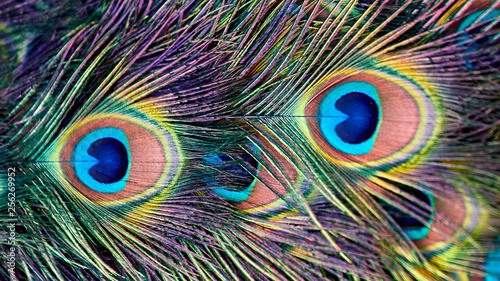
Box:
0 0 499 280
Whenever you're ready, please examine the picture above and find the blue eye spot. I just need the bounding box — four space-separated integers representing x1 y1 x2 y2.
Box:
204 148 259 203
378 186 434 241
318 81 381 155
72 127 131 193
87 138 128 184
457 9 500 69
485 236 500 280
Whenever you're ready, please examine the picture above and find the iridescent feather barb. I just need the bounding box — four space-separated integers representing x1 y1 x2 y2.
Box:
0 0 499 280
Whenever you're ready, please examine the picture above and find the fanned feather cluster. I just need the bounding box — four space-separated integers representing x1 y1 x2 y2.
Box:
0 0 499 280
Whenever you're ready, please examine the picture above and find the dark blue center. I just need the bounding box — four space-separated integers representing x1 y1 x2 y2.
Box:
377 183 434 240
217 153 258 187
87 138 129 184
385 190 431 227
334 92 379 144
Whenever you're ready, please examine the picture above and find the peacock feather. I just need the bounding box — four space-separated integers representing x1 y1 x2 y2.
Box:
0 0 499 280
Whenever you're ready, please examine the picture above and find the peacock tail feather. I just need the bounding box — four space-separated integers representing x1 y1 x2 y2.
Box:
0 0 499 280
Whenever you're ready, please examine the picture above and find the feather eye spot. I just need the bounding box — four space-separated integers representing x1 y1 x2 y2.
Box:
378 186 434 241
204 136 308 211
204 152 259 203
317 82 381 155
56 114 182 202
303 71 437 165
72 128 130 193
